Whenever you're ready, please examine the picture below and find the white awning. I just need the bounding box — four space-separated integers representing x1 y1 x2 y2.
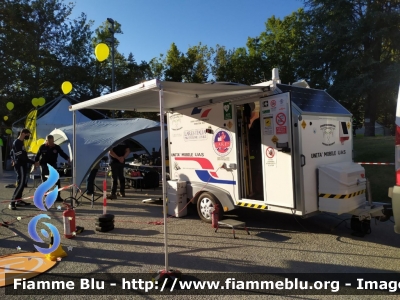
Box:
69 80 271 112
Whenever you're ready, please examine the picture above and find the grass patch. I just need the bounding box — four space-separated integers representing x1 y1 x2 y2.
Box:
353 136 395 202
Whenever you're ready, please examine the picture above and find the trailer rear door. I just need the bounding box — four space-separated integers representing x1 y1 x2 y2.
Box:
260 92 295 208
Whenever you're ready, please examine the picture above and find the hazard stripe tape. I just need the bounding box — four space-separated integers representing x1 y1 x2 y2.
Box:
237 202 268 210
318 189 366 199
356 162 394 165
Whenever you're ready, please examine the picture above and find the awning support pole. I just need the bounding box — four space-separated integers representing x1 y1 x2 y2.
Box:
159 86 169 272
72 111 77 208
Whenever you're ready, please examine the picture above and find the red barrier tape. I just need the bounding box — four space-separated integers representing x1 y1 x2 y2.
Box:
356 162 394 165
1 184 81 204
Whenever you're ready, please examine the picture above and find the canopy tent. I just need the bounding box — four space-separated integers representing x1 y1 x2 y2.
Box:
49 118 161 188
68 78 273 274
36 98 91 137
12 96 108 155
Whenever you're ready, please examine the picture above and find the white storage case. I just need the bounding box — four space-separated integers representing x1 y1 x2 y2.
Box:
318 162 367 214
167 193 188 217
167 180 187 217
167 180 187 195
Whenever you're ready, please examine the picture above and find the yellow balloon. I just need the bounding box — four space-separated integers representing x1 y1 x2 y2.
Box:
4 116 8 121
6 102 14 111
30 144 39 153
36 138 45 146
62 81 73 94
38 97 46 106
95 43 110 62
32 98 39 107
5 129 12 134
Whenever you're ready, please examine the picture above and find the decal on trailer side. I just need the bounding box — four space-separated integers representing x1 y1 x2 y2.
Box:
191 107 212 118
175 157 236 185
310 150 347 159
184 129 207 142
212 128 233 157
170 115 183 131
320 124 336 146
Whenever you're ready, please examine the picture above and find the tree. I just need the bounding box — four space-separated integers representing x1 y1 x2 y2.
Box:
304 0 400 136
0 0 93 123
211 9 315 86
151 42 212 83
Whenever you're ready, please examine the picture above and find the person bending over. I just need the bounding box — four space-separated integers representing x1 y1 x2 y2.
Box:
35 135 70 202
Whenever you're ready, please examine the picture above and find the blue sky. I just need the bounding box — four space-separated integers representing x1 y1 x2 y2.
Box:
65 0 304 63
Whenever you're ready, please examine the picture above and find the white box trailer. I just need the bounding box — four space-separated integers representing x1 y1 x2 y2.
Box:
68 69 398 236
167 70 394 233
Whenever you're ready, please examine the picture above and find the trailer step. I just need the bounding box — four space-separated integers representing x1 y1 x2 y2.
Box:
215 219 250 239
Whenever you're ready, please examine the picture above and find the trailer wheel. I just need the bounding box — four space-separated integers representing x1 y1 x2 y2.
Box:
197 192 222 223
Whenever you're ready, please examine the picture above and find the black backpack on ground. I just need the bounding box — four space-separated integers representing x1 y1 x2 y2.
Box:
141 170 159 189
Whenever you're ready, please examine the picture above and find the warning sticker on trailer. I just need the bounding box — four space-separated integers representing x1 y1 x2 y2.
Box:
276 126 287 135
263 116 273 135
266 147 277 167
276 113 286 126
266 147 275 158
223 102 232 120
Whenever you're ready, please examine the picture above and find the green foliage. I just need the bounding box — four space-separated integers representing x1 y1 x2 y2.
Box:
1 0 94 123
0 0 156 125
151 42 212 83
304 0 400 136
211 9 318 86
1 0 399 133
353 136 395 202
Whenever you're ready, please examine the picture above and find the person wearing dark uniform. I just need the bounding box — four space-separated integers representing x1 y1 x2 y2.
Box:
249 117 263 198
86 160 101 195
10 129 36 210
107 142 130 199
34 135 70 201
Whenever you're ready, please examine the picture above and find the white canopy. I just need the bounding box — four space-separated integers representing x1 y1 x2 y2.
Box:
37 98 91 136
68 79 273 273
49 118 160 187
68 79 270 112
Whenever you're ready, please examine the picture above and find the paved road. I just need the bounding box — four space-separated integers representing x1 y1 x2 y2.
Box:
1 170 399 299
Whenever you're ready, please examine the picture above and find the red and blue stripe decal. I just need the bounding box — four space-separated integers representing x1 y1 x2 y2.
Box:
191 107 212 118
175 157 236 185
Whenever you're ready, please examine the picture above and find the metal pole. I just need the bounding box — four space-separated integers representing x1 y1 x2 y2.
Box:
0 145 3 178
367 178 372 206
159 85 168 271
111 23 115 118
72 111 77 208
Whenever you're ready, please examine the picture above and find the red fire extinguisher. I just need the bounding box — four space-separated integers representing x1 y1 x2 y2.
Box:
63 204 76 239
211 204 220 229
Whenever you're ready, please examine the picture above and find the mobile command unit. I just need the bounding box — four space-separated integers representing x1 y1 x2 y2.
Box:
167 69 398 235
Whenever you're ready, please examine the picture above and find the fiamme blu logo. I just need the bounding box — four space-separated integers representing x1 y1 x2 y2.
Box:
27 164 61 254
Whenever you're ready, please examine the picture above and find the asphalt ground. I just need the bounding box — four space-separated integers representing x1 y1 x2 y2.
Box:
0 169 399 300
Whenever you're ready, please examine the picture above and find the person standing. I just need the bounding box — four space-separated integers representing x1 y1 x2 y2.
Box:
35 135 70 202
86 160 101 196
107 142 130 199
9 129 37 210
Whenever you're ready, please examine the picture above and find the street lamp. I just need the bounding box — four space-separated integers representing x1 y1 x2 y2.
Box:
107 18 115 118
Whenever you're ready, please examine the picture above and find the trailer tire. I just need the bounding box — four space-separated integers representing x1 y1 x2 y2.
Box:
197 192 223 223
